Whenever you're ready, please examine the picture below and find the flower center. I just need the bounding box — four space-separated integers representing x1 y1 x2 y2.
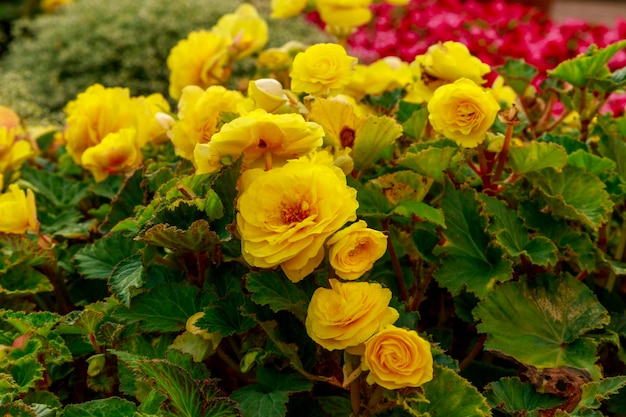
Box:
340 127 355 148
280 199 311 224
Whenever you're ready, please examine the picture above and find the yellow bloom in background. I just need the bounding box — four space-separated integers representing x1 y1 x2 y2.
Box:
345 57 413 99
80 128 142 182
491 76 517 108
419 41 490 86
0 106 21 130
170 85 245 161
406 41 491 103
290 43 357 95
271 0 307 18
362 325 433 390
0 128 35 175
247 79 289 113
384 0 410 4
316 0 372 29
428 78 500 148
236 158 358 282
135 93 172 145
63 84 158 164
213 4 268 60
0 183 38 234
40 0 75 12
194 108 324 174
327 220 388 280
305 279 399 351
167 30 232 100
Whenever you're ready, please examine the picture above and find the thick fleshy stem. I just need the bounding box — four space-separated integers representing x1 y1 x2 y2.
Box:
382 220 409 303
493 104 520 185
460 333 487 371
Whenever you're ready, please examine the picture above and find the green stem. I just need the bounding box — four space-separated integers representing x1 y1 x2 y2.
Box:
493 121 514 185
382 220 408 303
350 377 361 417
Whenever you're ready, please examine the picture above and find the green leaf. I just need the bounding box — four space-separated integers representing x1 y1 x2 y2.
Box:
256 367 313 393
20 166 89 208
138 220 220 254
61 397 137 417
245 271 310 322
0 403 37 417
496 59 539 96
474 275 610 377
0 265 53 296
408 365 491 416
1 311 61 335
392 201 446 228
0 234 55 270
198 297 256 338
10 358 45 393
74 232 141 280
112 283 207 332
347 177 393 218
508 142 568 174
567 149 616 175
397 102 428 140
597 133 626 181
574 376 626 411
0 373 19 403
433 183 513 297
485 377 564 413
529 165 613 231
211 158 242 240
478 194 558 267
169 332 213 363
399 139 462 182
548 41 626 88
353 115 403 170
99 168 146 233
109 255 144 305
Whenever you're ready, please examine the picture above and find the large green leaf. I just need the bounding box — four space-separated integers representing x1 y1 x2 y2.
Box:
112 283 209 332
99 168 146 233
392 201 446 228
485 377 564 414
0 265 53 296
397 102 428 140
0 403 37 417
474 275 610 377
567 149 616 175
231 367 312 417
0 234 55 271
61 397 137 417
20 167 89 208
573 376 626 412
399 139 462 182
597 133 626 181
245 271 310 322
528 165 613 231
10 358 45 393
548 41 626 88
74 233 141 280
508 142 568 174
478 194 558 267
408 365 491 416
433 183 513 297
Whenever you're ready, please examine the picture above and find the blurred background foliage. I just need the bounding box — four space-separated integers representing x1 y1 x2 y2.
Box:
0 0 330 124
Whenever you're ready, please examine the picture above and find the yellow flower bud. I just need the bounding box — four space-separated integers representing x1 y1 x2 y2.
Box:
248 79 288 113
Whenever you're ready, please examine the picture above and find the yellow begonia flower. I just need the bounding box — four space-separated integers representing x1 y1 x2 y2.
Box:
193 108 324 174
0 183 38 234
491 76 517 108
271 0 307 18
0 106 20 130
169 85 246 161
406 41 491 103
247 79 289 113
213 4 268 60
308 97 402 169
316 0 373 28
345 56 413 99
290 43 357 96
326 220 388 280
63 84 164 164
81 128 142 183
167 30 232 100
362 325 433 390
305 279 399 351
0 127 35 175
428 78 500 148
236 158 358 282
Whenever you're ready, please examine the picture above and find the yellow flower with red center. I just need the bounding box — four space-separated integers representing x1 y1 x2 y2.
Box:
167 30 232 100
362 325 433 390
194 108 324 174
305 279 399 351
236 158 358 282
427 78 500 148
290 43 357 95
327 220 388 280
213 4 268 60
0 183 39 234
80 128 142 182
169 85 246 161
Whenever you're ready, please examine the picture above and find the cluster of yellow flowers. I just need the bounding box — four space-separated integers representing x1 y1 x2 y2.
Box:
0 106 38 235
